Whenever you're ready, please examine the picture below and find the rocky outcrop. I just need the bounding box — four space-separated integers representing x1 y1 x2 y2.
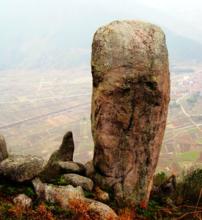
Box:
0 20 171 215
0 155 44 182
32 178 117 220
91 20 170 206
62 173 94 192
0 134 8 162
40 131 75 182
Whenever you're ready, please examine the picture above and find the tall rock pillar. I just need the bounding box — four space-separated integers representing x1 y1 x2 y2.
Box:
91 20 170 206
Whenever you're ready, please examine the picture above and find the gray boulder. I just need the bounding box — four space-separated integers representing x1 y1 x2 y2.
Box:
58 161 85 174
32 178 84 207
0 155 44 182
0 135 8 162
62 173 94 192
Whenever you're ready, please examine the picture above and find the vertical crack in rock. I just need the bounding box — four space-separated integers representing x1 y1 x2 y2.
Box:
91 20 170 207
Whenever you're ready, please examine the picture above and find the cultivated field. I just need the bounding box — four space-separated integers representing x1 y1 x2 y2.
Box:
1 63 202 172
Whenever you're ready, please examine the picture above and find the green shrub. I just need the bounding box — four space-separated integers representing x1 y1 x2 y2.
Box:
136 200 160 219
153 172 167 186
175 168 202 204
24 186 36 197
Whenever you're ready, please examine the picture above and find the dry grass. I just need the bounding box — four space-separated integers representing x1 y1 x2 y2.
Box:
5 202 56 220
37 203 55 220
69 199 116 220
118 208 135 220
8 205 24 219
69 199 91 220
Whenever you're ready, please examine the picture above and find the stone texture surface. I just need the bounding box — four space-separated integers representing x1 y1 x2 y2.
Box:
40 131 75 182
32 178 84 207
85 160 95 178
13 194 32 209
58 161 85 174
91 20 170 206
0 135 8 162
83 198 118 220
32 178 117 220
0 155 44 182
94 186 110 202
62 173 94 192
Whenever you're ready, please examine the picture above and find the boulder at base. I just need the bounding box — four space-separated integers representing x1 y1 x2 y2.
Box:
58 161 85 174
62 173 94 192
32 178 117 220
0 155 44 182
32 178 84 207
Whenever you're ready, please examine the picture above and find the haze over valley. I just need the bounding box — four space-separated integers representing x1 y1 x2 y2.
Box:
1 0 202 173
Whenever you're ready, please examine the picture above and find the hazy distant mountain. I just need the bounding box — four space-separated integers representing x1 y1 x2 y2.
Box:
1 29 202 71
1 0 202 70
166 30 202 63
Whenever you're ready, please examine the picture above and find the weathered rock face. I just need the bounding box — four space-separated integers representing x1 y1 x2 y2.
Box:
0 135 8 162
91 20 170 206
0 155 44 182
